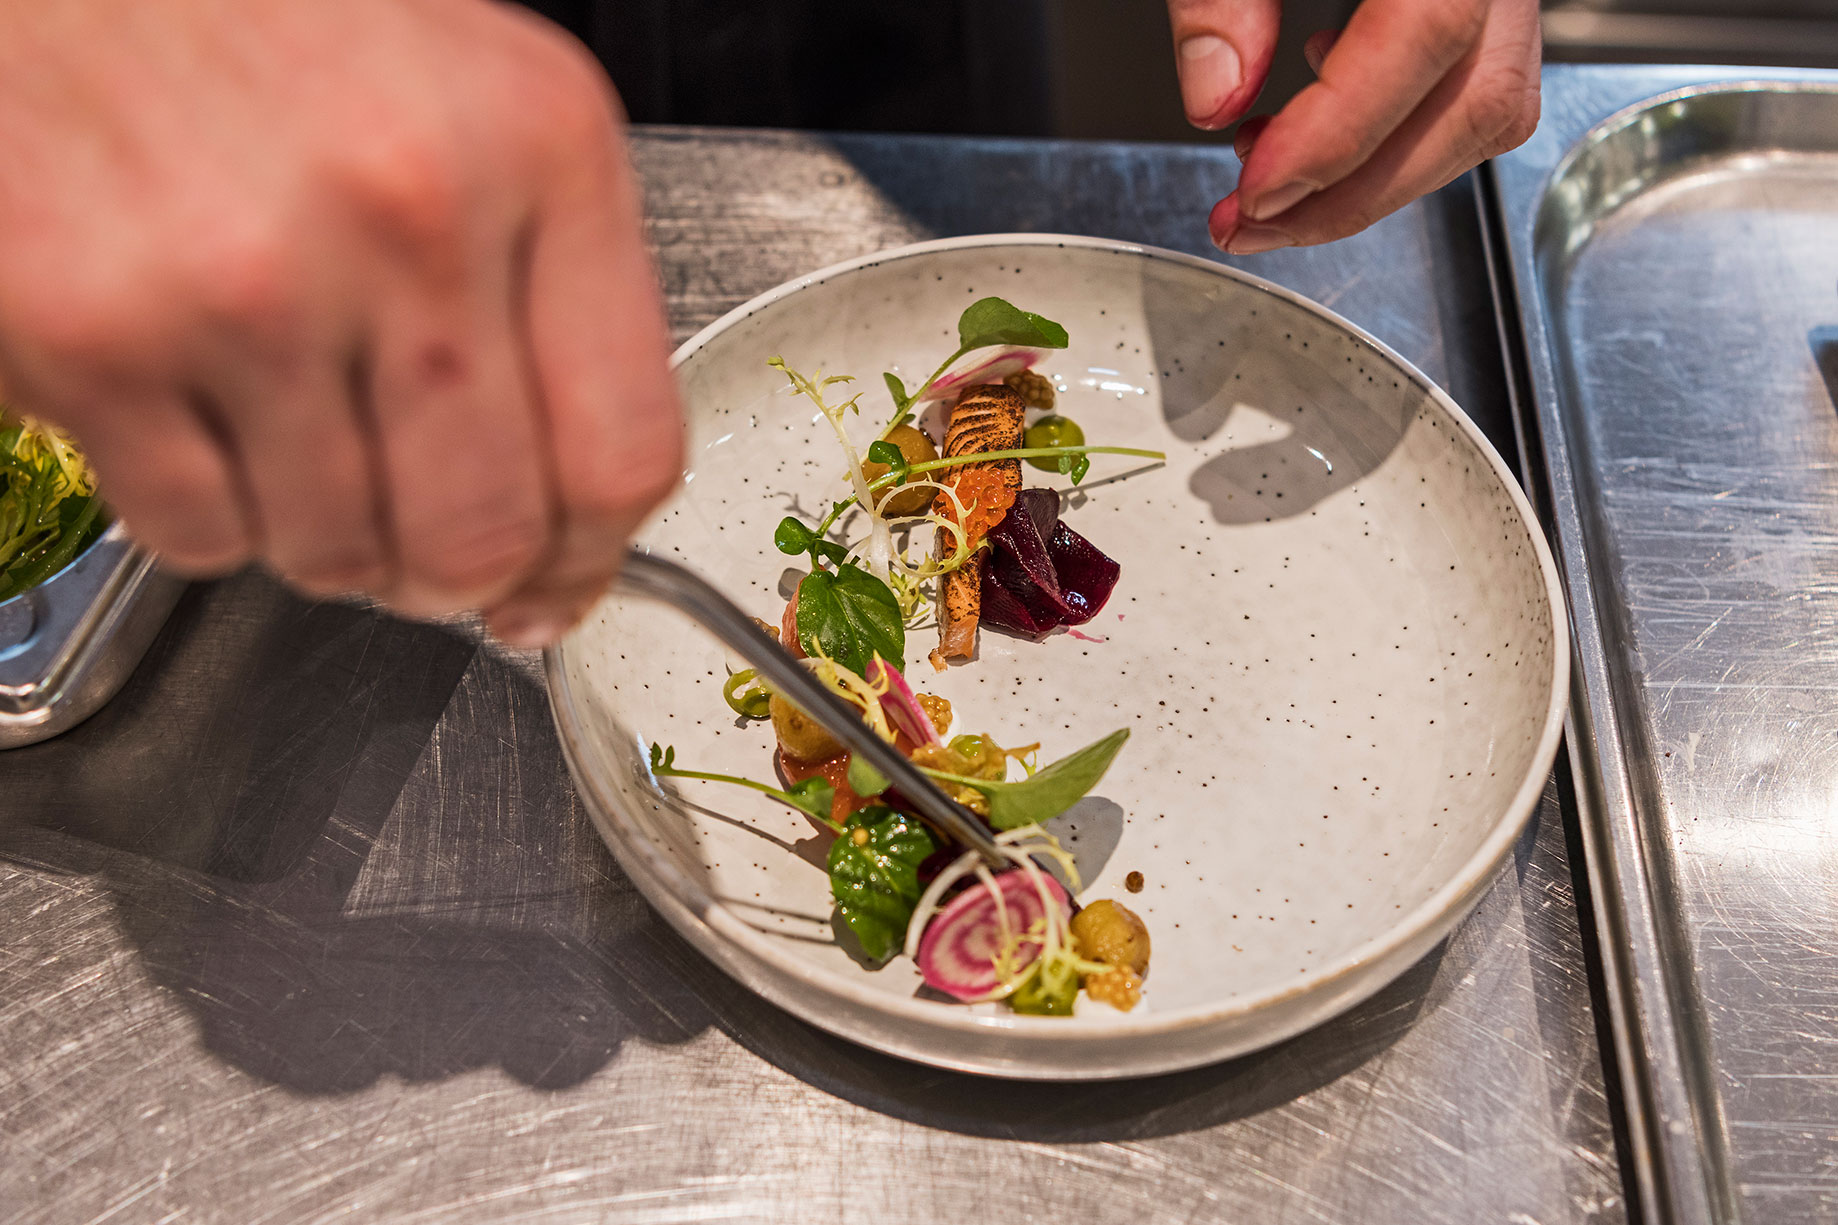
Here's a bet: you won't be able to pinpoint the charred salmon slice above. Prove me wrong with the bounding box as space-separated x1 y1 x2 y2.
935 384 1026 661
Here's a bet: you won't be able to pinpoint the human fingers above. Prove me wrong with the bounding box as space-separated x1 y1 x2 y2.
178 253 394 596
0 307 257 575
1234 0 1491 222
1302 29 1339 76
1213 0 1541 252
1167 0 1283 131
1233 114 1271 161
217 358 391 597
363 226 554 618
1233 32 1333 167
59 392 256 574
479 33 682 647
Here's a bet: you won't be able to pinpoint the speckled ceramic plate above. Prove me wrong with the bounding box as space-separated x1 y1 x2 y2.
545 234 1567 1079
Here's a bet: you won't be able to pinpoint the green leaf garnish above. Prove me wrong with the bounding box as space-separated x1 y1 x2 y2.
828 806 938 963
865 439 910 489
796 563 905 675
882 371 911 412
956 297 1070 353
875 298 1070 439
1070 454 1091 485
648 742 840 831
917 728 1128 830
783 776 839 824
774 516 816 555
846 752 890 797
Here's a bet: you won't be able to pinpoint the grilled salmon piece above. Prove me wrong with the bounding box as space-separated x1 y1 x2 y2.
935 384 1026 660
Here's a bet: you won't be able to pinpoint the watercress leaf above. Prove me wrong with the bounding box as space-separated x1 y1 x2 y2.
1071 454 1091 485
775 516 816 555
1057 452 1075 475
866 439 905 469
846 752 890 797
811 539 849 567
796 564 906 674
925 728 1128 830
784 776 836 823
957 297 1071 353
828 807 938 963
882 371 910 410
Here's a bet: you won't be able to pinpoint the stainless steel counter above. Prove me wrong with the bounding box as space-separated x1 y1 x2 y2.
0 127 1625 1224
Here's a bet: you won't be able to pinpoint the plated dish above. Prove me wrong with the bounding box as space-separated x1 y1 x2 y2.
546 234 1568 1078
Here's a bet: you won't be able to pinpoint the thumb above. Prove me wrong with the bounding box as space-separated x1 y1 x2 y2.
1168 0 1282 130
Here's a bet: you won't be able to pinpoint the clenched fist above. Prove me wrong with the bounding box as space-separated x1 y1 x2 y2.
0 0 682 645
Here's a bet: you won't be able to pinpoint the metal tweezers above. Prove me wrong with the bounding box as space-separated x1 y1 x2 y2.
620 549 1007 867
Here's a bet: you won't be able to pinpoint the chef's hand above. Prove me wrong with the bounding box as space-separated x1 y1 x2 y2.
0 0 681 646
1166 0 1541 253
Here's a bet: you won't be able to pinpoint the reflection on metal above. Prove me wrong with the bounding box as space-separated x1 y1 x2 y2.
0 523 183 747
1491 64 1838 1225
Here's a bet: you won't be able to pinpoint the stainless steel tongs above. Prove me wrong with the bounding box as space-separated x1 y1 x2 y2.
619 549 1007 867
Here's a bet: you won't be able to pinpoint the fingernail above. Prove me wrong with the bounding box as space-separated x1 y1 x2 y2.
1178 35 1241 130
1233 127 1256 162
1225 225 1296 256
495 616 569 649
1245 180 1316 221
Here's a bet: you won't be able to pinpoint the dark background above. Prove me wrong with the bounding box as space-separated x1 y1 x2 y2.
521 0 1838 142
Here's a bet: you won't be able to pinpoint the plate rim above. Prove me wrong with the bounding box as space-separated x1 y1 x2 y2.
545 232 1571 1069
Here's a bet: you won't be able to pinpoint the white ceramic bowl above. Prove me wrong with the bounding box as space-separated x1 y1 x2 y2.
546 235 1567 1079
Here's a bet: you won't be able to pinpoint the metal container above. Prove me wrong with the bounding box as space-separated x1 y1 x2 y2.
1486 65 1838 1225
0 523 183 747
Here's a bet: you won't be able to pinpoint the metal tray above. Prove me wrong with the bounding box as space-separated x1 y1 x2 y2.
1488 66 1838 1225
0 524 183 747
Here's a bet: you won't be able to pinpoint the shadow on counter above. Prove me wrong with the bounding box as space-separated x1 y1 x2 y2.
1 566 1491 1137
0 570 715 1092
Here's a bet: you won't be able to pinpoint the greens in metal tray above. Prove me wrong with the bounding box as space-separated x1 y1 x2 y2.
1 411 105 602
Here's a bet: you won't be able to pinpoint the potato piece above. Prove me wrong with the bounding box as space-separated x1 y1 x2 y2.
1071 899 1151 976
769 694 842 762
861 424 939 517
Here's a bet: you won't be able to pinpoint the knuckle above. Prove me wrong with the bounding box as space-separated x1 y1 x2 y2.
281 549 391 597
182 230 299 342
402 510 550 600
329 131 466 254
508 36 620 151
1419 2 1487 65
1498 90 1542 153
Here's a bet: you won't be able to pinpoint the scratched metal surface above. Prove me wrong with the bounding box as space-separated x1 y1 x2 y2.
0 128 1624 1224
1491 66 1838 1225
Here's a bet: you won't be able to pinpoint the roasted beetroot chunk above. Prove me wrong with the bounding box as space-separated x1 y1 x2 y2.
979 488 1120 637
